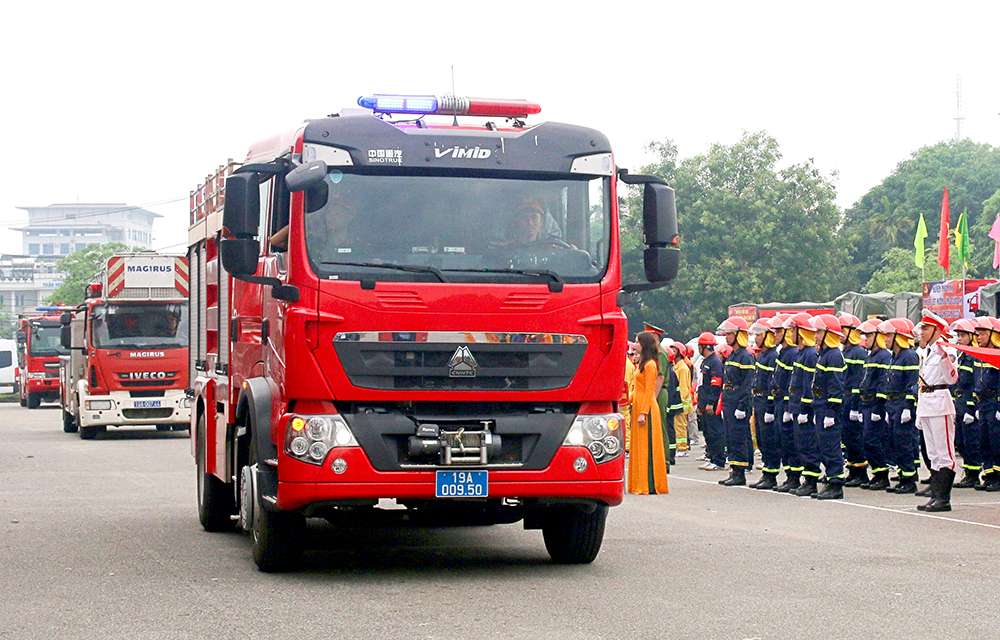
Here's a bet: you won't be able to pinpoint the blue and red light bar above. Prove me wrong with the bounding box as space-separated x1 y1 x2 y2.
358 94 541 119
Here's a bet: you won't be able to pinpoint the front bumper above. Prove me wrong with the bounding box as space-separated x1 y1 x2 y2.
26 377 59 396
79 390 192 428
275 447 625 511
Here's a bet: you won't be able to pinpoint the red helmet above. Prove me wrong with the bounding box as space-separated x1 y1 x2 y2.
716 344 733 359
881 317 914 336
975 317 995 331
812 314 844 337
837 313 861 329
989 318 1000 332
717 317 749 333
951 318 977 334
749 318 771 334
857 319 881 334
698 331 717 346
784 312 815 330
685 344 695 358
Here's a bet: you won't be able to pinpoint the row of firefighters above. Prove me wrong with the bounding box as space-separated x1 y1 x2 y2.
624 310 987 513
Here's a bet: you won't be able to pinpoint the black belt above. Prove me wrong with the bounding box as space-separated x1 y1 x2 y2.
920 384 949 393
812 388 826 399
860 393 876 403
886 392 908 401
723 384 738 390
752 390 765 397
789 386 802 395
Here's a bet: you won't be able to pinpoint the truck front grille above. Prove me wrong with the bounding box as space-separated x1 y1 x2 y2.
122 408 174 420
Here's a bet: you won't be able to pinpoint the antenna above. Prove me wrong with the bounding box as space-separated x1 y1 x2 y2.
954 75 965 143
450 66 459 126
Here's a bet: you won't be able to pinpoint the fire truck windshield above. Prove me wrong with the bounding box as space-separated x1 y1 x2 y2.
90 302 189 350
28 325 68 357
302 171 611 284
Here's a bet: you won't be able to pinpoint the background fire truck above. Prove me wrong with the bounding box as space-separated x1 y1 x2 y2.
16 308 70 408
189 94 679 571
59 253 191 439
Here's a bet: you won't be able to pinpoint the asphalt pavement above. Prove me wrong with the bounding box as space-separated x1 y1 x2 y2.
2 402 998 640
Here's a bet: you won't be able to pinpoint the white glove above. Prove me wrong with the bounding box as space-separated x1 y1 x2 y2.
964 412 975 425
797 413 808 424
901 409 912 423
849 410 862 422
734 409 746 420
823 416 835 428
783 411 792 423
871 412 882 422
995 410 1000 421
764 412 774 423
976 410 981 420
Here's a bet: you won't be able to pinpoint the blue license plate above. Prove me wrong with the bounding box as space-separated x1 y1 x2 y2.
435 470 488 498
134 400 162 408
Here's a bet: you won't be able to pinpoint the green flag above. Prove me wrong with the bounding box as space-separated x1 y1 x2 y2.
956 207 970 264
914 211 928 267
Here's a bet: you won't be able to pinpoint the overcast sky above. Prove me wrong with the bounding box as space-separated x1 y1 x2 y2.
2 0 997 255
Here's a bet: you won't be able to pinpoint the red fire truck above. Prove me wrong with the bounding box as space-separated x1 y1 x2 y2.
189 94 679 571
16 308 71 408
59 253 191 439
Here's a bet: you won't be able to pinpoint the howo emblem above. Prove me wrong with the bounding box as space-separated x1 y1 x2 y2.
448 346 478 378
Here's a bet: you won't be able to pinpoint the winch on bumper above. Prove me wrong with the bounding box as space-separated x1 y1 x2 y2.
79 389 192 428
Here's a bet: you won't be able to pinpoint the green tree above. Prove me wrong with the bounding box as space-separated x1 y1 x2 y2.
621 132 848 340
967 187 1000 278
863 246 946 293
46 243 133 306
841 140 1000 285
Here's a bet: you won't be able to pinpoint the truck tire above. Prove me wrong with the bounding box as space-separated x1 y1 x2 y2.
197 413 235 532
19 394 26 407
62 409 78 433
79 425 98 440
541 504 608 564
27 393 40 409
248 435 304 573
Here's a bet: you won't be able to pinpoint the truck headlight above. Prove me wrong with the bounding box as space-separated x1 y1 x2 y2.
181 397 191 409
285 414 358 465
86 400 114 411
28 372 45 380
563 413 624 464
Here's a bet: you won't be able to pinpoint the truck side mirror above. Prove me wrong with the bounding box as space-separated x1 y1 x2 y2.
61 325 72 350
220 238 260 276
222 173 261 237
16 332 25 346
60 312 72 326
641 183 679 283
285 160 328 193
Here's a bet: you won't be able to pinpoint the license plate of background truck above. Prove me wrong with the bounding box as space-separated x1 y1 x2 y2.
134 400 162 408
435 470 488 498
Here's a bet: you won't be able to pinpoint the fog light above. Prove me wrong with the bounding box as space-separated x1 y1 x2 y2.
86 400 113 411
602 436 620 455
308 441 328 461
306 417 331 441
332 458 347 474
290 437 309 456
574 456 588 473
588 441 605 458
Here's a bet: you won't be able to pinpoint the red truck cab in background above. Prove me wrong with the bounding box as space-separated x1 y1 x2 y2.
189 94 679 571
16 308 71 408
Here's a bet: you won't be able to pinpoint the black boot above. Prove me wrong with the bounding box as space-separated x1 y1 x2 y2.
719 467 746 486
749 471 778 490
919 474 932 485
792 476 818 497
865 469 891 491
813 480 844 500
916 469 936 497
844 466 869 488
974 471 993 491
887 475 918 494
954 468 981 489
774 471 801 493
986 473 1000 492
919 468 955 512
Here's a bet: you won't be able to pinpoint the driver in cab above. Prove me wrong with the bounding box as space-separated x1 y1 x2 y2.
497 199 571 249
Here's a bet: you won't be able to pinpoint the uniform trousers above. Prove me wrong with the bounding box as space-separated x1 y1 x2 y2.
752 396 782 473
814 407 845 480
887 400 918 476
982 401 1000 475
700 408 726 467
774 398 801 471
722 402 752 467
841 398 866 468
862 406 890 472
792 407 822 478
916 415 956 472
954 401 982 471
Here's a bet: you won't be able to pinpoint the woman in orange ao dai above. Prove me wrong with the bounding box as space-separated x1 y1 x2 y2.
627 331 670 495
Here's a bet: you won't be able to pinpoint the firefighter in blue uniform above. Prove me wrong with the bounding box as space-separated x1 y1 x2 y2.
696 332 727 471
881 318 920 494
661 338 685 468
951 319 982 489
810 314 848 500
857 319 892 491
749 317 780 490
974 317 1000 492
717 316 755 486
785 312 822 497
771 314 802 493
839 313 870 487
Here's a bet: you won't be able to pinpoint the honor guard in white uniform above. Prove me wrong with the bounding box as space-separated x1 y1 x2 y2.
914 311 959 512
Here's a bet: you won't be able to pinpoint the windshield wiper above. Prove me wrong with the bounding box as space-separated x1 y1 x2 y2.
320 261 448 283
443 268 564 292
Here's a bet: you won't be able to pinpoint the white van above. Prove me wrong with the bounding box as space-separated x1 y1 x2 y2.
0 338 15 393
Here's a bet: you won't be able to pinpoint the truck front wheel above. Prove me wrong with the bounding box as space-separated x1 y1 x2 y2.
79 425 98 440
197 413 235 532
62 409 78 433
247 436 304 572
27 393 40 409
541 504 608 564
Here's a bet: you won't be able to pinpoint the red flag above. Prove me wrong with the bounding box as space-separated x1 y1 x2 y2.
953 343 1000 369
938 188 950 275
